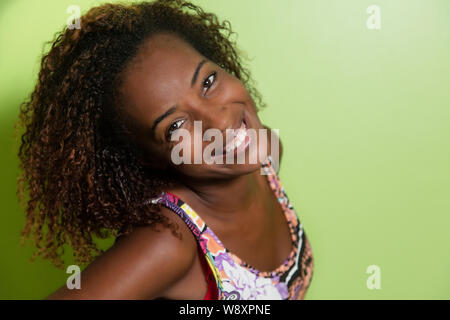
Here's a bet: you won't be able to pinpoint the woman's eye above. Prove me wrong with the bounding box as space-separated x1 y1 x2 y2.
166 119 185 139
202 71 217 95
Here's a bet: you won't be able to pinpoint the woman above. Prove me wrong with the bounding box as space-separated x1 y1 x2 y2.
16 0 314 300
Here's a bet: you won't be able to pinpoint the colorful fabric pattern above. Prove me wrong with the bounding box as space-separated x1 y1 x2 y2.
151 156 314 300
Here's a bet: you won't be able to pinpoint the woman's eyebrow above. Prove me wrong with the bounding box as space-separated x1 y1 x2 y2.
151 105 177 136
191 59 207 88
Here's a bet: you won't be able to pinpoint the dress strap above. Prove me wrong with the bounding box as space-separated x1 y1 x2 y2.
261 155 292 213
150 192 205 242
150 192 222 298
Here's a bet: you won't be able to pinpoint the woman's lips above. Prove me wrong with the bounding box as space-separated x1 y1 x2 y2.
211 117 251 159
223 120 246 153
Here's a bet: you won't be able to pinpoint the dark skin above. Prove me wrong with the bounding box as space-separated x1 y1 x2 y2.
46 32 291 300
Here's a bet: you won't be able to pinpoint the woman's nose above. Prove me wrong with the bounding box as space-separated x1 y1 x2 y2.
197 104 233 133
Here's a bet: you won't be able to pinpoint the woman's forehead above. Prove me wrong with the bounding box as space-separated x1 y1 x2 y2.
124 33 203 94
132 32 202 76
119 33 204 130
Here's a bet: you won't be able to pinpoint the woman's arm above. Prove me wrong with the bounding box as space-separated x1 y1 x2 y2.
45 207 197 300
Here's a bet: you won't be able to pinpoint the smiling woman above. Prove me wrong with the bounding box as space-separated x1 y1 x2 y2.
16 0 313 300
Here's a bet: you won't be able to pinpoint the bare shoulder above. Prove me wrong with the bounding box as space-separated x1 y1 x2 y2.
46 206 197 300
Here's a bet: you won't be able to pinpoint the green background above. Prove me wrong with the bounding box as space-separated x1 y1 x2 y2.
1 0 449 299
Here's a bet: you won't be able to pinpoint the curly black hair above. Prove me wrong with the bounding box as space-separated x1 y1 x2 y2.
15 0 266 269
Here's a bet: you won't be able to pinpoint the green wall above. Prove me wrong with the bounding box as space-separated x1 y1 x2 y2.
1 0 449 299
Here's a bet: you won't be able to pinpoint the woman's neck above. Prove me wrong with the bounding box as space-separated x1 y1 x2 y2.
171 169 264 222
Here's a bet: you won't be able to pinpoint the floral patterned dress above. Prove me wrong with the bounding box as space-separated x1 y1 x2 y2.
150 156 314 300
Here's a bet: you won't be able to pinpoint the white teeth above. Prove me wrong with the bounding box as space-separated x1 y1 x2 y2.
224 121 247 153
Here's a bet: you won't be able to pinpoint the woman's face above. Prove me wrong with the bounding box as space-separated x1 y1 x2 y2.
119 32 265 180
